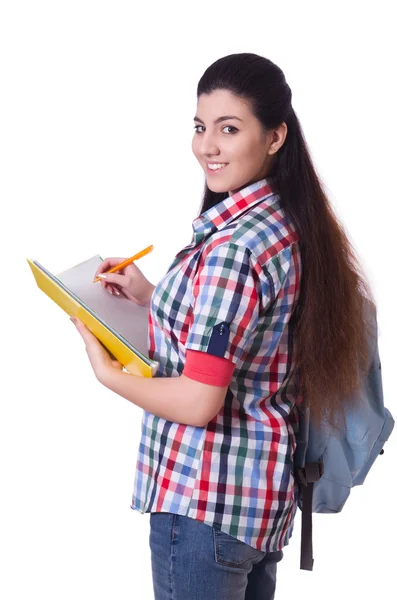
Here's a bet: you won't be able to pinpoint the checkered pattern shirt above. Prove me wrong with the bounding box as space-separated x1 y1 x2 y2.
130 177 303 552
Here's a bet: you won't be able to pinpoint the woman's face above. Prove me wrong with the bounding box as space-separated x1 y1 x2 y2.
192 89 286 196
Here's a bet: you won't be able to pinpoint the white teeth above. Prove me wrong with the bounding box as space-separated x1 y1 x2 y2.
208 163 227 170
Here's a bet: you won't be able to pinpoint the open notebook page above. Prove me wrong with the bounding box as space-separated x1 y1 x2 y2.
56 255 150 357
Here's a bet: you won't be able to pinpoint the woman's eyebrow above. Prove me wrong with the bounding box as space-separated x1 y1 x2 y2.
193 115 243 124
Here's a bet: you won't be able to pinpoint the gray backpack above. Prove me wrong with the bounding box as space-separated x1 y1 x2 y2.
292 297 395 570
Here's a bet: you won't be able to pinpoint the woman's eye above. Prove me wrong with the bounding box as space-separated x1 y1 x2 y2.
193 125 238 134
222 125 238 134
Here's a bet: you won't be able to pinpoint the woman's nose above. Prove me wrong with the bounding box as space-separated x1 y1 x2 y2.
199 133 219 156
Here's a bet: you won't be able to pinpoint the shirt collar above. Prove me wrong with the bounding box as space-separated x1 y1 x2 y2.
190 176 277 245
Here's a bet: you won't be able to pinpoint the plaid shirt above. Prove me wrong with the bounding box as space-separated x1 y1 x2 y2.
130 177 303 552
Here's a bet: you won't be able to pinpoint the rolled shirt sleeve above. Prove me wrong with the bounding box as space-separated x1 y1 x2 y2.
182 349 235 386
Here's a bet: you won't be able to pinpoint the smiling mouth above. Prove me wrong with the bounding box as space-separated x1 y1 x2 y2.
206 163 229 173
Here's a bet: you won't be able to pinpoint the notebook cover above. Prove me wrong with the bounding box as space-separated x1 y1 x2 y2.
27 258 158 378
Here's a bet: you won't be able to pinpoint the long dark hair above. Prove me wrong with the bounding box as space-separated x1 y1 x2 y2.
196 53 376 430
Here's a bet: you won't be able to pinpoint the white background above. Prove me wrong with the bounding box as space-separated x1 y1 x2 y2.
1 1 396 598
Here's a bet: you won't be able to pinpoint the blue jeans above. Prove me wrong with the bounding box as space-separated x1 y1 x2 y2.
149 512 283 600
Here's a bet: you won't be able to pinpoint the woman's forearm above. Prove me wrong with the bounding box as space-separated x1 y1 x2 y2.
100 281 200 425
99 369 203 427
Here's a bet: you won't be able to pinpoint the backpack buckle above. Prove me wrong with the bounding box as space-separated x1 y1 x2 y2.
296 462 324 486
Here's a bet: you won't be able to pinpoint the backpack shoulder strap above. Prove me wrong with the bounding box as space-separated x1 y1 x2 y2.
295 462 324 570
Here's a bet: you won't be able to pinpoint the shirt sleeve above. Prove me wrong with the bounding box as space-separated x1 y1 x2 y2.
183 349 235 386
184 241 268 367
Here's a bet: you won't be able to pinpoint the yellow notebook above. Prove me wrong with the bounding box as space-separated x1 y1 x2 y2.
27 254 158 378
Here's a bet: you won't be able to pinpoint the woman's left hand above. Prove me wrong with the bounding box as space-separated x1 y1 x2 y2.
70 317 123 383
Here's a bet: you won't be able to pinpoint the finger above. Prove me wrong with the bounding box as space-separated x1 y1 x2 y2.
96 272 127 287
94 258 128 278
102 284 120 296
73 320 99 347
70 317 87 337
106 284 121 296
102 283 113 295
101 281 114 293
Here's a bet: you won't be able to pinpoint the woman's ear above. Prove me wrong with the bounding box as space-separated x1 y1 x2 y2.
270 122 288 154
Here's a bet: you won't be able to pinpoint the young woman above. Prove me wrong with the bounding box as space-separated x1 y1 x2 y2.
71 53 375 599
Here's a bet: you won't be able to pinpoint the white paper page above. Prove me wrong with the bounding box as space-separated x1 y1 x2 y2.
56 255 150 356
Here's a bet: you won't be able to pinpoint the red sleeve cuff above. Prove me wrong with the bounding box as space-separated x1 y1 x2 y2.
183 349 235 386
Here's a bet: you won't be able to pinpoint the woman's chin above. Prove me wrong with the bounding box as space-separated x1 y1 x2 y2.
206 179 231 194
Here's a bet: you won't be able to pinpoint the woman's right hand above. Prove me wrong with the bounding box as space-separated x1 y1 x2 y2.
93 257 155 307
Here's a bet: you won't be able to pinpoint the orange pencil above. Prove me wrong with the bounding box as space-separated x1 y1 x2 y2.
92 244 154 283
